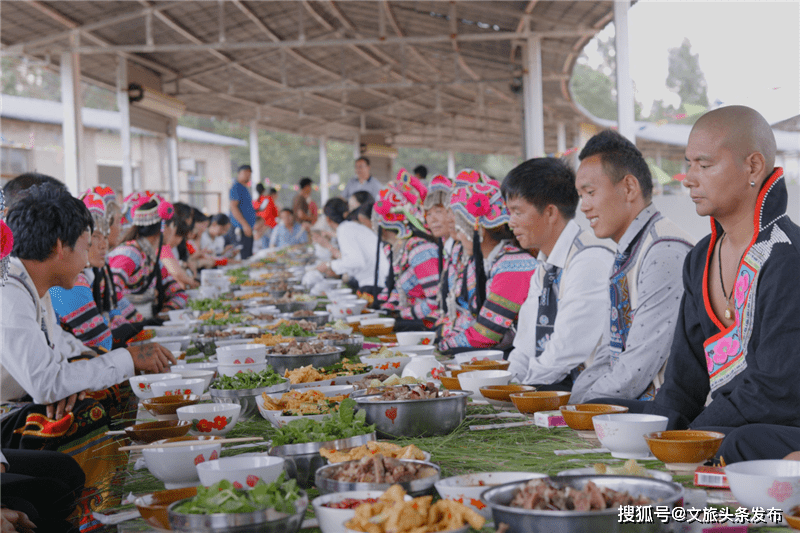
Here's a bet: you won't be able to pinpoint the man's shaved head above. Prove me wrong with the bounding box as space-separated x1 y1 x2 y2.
692 105 776 175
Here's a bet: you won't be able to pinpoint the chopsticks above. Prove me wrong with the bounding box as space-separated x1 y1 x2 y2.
105 430 127 436
118 436 263 452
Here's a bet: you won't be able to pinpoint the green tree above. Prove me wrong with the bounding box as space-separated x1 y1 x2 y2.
650 39 710 124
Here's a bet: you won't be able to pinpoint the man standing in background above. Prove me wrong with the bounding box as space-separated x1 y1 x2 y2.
343 157 383 200
293 177 316 229
228 164 256 259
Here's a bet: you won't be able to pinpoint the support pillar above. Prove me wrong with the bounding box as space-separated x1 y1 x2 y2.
523 35 545 159
249 119 261 195
556 122 567 155
447 150 456 178
166 119 180 201
61 32 83 195
319 136 329 206
614 0 636 143
117 55 133 197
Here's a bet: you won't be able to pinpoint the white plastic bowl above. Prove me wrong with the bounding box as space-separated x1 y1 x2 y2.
435 472 547 518
196 455 285 489
592 413 669 459
130 373 182 400
141 437 222 489
454 350 504 365
395 331 436 346
313 491 410 533
167 369 215 392
457 370 512 399
168 309 196 322
176 403 241 436
360 353 411 376
726 460 800 509
150 378 206 399
216 344 268 365
218 362 267 377
170 362 218 373
394 345 436 357
359 318 395 328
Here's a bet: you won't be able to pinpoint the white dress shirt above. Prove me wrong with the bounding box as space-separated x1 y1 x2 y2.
330 221 389 288
1 258 135 404
508 220 614 385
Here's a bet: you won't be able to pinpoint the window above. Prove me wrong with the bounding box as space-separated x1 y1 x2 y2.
1 146 32 181
188 160 206 209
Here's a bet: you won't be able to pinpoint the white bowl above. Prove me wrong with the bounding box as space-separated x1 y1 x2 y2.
218 362 267 377
326 288 353 299
454 350 504 365
394 345 436 357
592 413 669 459
457 370 511 399
401 355 444 381
159 342 183 352
168 310 197 321
359 318 395 328
141 437 222 489
216 344 268 365
129 373 182 400
726 460 800 509
167 369 215 392
170 362 218 373
145 325 194 337
328 302 365 319
150 378 206 399
196 455 284 489
313 491 410 533
395 332 436 346
176 403 241 436
435 472 547 518
345 313 379 324
360 353 411 376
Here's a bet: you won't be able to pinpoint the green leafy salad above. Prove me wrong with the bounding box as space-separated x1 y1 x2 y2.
213 368 285 390
203 314 244 326
189 298 227 312
274 323 314 337
272 398 374 446
182 342 217 362
172 474 300 515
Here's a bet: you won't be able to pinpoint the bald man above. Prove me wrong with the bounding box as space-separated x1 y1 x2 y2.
590 106 800 443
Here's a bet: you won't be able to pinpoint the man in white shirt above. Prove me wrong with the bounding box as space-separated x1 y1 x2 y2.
503 158 614 389
1 184 175 418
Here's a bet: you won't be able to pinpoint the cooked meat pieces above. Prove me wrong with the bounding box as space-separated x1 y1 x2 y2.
510 479 652 511
367 384 452 401
326 454 436 483
270 340 330 355
351 374 391 389
292 310 315 317
318 332 350 341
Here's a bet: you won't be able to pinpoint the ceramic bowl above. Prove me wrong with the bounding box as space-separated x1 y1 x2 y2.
142 394 201 421
785 510 800 531
168 310 197 322
400 355 444 381
644 430 726 465
359 353 411 376
216 344 268 365
726 460 800 509
592 413 669 459
124 420 193 444
453 350 504 365
176 403 241 436
393 345 436 357
435 471 547 519
218 362 268 377
395 332 436 346
135 487 198 530
150 378 206 399
167 369 216 392
461 360 511 373
358 318 395 337
170 361 218 373
479 385 537 405
559 404 629 431
141 436 222 489
457 370 512 399
313 491 409 533
196 455 285 489
510 391 571 414
439 373 461 391
130 373 182 400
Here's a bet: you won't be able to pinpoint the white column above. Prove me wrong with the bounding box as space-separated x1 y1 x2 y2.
656 148 662 167
166 119 180 201
60 33 83 195
614 0 636 143
523 35 545 159
249 119 261 196
556 122 567 155
319 136 329 205
117 56 133 197
447 150 456 178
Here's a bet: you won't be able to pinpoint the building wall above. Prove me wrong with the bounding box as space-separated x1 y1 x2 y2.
1 118 235 213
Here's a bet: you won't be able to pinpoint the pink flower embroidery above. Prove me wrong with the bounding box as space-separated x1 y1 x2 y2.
466 193 492 218
595 425 606 440
712 337 740 366
767 480 793 502
734 272 750 308
706 354 714 373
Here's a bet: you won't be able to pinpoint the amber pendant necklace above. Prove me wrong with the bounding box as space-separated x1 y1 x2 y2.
717 233 747 321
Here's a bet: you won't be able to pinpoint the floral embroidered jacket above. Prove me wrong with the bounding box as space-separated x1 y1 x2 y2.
439 243 536 350
647 168 800 429
108 241 188 312
381 236 440 319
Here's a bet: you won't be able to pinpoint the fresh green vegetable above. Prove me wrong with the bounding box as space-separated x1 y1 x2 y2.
213 368 285 390
272 398 374 446
184 346 200 357
318 359 371 376
172 474 300 515
275 323 314 337
203 314 244 326
189 298 226 312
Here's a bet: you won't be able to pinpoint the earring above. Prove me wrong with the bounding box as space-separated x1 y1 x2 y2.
750 181 756 187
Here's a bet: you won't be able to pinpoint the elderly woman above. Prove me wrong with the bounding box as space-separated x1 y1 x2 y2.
437 171 537 353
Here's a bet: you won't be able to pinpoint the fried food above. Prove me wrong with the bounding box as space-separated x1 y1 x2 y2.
320 441 427 463
249 333 293 346
593 459 650 478
261 389 349 415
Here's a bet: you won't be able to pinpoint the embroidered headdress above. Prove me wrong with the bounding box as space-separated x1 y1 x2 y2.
122 191 174 228
82 192 109 236
423 174 454 211
449 169 509 234
81 185 119 225
372 169 428 239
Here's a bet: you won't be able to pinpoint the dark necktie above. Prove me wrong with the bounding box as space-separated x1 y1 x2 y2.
535 263 560 357
609 248 633 357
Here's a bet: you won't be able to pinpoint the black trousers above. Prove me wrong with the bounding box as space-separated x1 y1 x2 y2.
1 449 85 533
711 424 800 464
225 226 254 260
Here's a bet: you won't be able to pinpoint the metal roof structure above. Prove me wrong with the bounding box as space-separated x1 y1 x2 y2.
0 1 621 156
